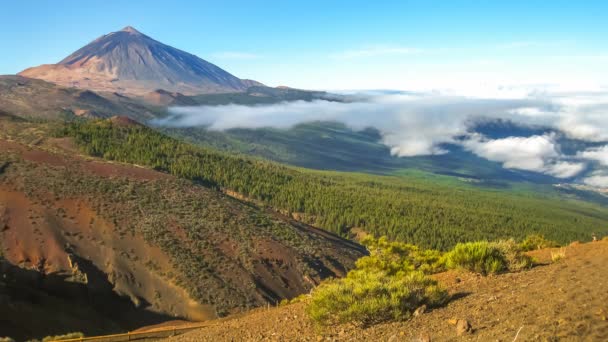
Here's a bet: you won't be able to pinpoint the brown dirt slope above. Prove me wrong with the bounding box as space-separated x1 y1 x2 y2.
0 118 364 341
0 75 159 121
166 240 608 341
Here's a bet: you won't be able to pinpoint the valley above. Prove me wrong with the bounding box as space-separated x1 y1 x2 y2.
61 119 608 250
0 17 607 341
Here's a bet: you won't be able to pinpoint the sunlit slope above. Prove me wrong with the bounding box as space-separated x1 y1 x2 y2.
64 120 608 250
0 116 363 340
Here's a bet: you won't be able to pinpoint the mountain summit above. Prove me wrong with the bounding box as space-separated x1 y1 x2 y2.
19 26 261 95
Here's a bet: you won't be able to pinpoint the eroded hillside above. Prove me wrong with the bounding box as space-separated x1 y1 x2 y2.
0 117 364 341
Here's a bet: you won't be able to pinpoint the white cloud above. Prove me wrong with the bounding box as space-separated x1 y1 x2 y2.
557 104 608 142
578 145 608 166
158 95 544 157
547 161 587 179
505 91 608 142
463 134 558 171
583 171 608 188
462 134 585 178
155 90 608 182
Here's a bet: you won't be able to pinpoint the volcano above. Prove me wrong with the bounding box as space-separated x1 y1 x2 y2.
19 26 261 95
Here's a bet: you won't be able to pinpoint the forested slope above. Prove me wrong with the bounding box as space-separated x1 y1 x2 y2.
61 120 608 250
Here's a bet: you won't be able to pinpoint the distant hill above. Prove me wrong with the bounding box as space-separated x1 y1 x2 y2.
0 75 344 124
19 26 262 96
0 75 161 120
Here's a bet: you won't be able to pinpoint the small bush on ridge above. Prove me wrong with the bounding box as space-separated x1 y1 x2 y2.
307 236 448 326
307 270 447 326
551 248 566 262
358 236 445 275
519 234 559 251
445 240 532 275
493 239 534 272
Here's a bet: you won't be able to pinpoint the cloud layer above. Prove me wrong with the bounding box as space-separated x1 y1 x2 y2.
578 145 608 166
462 133 586 178
155 90 608 188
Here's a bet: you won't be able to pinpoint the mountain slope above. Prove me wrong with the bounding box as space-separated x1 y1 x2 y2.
19 26 261 95
0 75 163 121
0 117 364 340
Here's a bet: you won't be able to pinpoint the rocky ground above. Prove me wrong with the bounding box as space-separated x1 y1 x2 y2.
165 240 608 341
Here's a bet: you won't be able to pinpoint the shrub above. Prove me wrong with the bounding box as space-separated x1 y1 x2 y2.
519 234 559 251
445 240 533 275
445 241 506 275
358 236 445 275
306 236 448 326
492 239 534 272
0 337 16 342
42 332 84 342
551 248 566 262
307 270 447 326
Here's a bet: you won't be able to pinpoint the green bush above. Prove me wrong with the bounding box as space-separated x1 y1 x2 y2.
493 239 534 272
357 236 445 275
41 332 84 342
307 236 448 326
0 337 16 342
445 240 533 275
519 234 559 251
445 241 506 275
307 270 447 326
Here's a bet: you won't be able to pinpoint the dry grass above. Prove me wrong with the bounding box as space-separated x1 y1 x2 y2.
551 248 567 263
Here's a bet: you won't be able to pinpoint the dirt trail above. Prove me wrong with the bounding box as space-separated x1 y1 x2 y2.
166 240 608 341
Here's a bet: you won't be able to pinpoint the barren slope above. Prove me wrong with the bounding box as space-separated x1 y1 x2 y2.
0 75 160 121
167 240 608 341
0 118 364 341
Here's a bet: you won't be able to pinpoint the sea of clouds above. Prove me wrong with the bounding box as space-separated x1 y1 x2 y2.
154 89 608 188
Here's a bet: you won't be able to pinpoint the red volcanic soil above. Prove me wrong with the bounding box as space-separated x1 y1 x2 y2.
0 136 214 332
0 138 168 182
0 126 364 340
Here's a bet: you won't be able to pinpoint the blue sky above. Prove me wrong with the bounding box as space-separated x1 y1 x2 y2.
1 0 607 91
